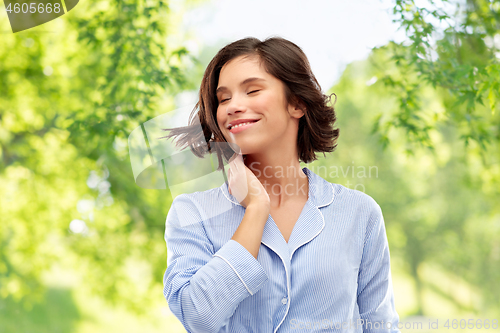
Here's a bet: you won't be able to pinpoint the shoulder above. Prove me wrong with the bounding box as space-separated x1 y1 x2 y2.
167 184 235 226
328 182 383 229
330 183 381 214
171 187 221 209
327 184 386 246
304 166 381 215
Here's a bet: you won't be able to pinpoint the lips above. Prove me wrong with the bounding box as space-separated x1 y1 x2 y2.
227 119 259 130
228 119 260 134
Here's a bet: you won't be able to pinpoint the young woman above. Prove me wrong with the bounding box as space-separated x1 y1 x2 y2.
162 37 400 333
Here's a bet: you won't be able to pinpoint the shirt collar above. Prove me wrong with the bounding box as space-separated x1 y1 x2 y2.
219 166 334 208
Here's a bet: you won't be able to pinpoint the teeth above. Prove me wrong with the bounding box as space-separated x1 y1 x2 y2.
230 121 255 130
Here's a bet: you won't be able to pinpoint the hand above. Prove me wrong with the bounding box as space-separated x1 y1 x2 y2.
227 154 270 209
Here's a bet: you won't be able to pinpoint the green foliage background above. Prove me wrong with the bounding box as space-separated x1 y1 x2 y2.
0 0 499 332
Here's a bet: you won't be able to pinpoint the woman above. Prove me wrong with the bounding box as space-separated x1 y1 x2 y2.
162 36 400 333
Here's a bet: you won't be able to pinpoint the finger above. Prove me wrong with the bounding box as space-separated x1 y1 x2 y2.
237 153 244 165
228 157 238 174
227 167 232 194
233 154 245 175
228 164 233 181
231 154 241 172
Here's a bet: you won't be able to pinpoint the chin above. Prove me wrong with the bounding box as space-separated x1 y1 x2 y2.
234 144 260 156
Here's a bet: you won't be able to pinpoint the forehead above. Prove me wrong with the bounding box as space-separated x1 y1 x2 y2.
218 55 270 84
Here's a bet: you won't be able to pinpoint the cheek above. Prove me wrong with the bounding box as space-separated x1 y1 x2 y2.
257 95 285 121
216 108 225 126
256 92 280 113
215 110 230 141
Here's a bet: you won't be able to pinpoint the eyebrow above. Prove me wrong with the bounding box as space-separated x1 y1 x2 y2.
216 77 266 95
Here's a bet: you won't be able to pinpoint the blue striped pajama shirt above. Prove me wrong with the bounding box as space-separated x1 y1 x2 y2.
163 167 401 333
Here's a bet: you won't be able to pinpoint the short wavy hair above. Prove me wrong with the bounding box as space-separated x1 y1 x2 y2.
162 36 339 170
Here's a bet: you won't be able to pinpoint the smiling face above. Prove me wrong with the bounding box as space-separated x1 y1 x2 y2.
216 55 304 157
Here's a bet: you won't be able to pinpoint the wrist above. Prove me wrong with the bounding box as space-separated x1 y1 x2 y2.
246 201 270 214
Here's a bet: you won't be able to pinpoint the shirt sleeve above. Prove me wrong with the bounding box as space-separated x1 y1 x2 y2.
356 201 401 333
162 194 269 333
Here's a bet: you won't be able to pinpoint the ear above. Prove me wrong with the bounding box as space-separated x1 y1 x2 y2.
288 97 306 119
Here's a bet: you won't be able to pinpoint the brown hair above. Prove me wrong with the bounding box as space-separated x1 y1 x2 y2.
161 36 339 170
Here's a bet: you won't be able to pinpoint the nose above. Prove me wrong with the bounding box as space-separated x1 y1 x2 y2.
225 94 247 115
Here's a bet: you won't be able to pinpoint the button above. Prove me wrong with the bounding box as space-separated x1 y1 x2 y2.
281 297 287 305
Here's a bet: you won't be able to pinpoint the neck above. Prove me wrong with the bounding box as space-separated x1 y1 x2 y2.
244 152 309 208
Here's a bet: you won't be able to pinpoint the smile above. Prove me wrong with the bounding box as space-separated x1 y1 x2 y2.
229 120 259 134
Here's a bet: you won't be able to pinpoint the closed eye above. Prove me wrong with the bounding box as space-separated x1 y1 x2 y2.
219 90 260 103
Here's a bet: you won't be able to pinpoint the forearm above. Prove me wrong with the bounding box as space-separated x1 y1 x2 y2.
165 235 269 332
167 250 266 332
231 202 270 259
